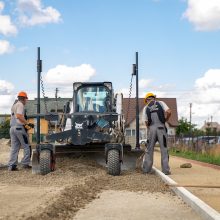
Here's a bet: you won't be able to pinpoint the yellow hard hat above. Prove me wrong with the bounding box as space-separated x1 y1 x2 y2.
144 92 156 104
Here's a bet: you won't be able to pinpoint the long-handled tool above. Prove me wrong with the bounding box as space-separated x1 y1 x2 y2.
166 184 220 188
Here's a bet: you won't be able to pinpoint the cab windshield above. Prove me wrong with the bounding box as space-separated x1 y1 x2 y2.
77 86 110 112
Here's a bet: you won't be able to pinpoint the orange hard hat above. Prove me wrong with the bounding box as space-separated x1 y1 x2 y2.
17 91 28 99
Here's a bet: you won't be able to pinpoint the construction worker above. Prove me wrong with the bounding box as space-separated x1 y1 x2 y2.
142 92 171 175
8 91 34 171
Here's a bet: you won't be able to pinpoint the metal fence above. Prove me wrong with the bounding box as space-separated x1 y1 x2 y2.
172 135 220 152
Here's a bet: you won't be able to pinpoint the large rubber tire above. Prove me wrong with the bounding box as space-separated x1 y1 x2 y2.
40 150 51 175
107 149 121 176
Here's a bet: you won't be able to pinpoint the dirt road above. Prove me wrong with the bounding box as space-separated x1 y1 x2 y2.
154 150 220 212
0 139 201 220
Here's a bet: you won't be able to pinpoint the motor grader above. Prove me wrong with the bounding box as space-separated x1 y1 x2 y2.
32 48 142 176
32 81 131 176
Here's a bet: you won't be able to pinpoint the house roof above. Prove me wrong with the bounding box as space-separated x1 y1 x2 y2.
25 98 72 116
123 98 178 127
201 121 220 131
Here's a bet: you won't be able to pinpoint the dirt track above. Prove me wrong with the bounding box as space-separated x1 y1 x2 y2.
0 139 201 220
154 150 220 212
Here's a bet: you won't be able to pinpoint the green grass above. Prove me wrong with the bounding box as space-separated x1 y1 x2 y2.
169 148 220 166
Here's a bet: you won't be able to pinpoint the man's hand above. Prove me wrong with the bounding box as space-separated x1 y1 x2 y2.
165 109 171 121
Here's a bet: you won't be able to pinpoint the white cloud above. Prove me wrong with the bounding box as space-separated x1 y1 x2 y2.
0 80 15 114
177 68 220 127
0 15 17 36
139 79 152 89
0 80 14 94
0 40 14 55
45 64 96 86
0 1 4 12
0 1 17 36
0 95 15 113
183 0 220 31
195 69 220 90
18 0 61 26
118 79 169 99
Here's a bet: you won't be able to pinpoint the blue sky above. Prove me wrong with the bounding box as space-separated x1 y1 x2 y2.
1 0 220 127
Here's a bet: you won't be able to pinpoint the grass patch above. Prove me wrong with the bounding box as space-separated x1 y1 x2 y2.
170 148 220 166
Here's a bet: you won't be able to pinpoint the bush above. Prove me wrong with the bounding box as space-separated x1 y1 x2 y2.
0 120 10 139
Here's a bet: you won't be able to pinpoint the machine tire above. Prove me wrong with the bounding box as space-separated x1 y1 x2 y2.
107 149 121 176
40 149 51 175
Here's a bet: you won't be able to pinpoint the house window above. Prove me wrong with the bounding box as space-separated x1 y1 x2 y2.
132 129 136 136
125 129 136 136
125 129 131 136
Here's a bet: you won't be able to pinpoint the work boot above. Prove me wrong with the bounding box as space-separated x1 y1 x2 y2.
8 166 19 171
22 165 32 169
163 171 171 175
143 169 155 175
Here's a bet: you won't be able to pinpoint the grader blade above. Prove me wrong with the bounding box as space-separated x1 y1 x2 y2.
31 149 40 174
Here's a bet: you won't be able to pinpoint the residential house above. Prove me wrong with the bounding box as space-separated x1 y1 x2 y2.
25 97 71 142
201 121 220 134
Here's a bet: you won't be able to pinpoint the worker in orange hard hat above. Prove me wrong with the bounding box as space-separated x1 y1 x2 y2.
17 91 28 99
142 92 172 175
8 91 33 171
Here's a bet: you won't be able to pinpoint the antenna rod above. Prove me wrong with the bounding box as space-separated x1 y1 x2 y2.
135 52 140 149
37 47 42 144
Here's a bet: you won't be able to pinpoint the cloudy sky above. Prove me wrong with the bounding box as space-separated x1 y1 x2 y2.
1 0 220 127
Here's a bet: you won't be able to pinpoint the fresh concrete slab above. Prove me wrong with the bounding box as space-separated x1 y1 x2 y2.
74 190 202 220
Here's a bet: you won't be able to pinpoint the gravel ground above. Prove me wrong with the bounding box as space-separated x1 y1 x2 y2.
0 139 170 220
1 163 169 220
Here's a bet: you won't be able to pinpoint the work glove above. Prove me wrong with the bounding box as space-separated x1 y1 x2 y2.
27 123 34 128
24 123 35 130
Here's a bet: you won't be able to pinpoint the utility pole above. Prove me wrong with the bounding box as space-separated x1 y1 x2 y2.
189 103 192 126
55 88 59 112
37 47 42 144
189 103 192 145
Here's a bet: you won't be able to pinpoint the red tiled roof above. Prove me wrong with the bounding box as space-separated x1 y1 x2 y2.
123 98 178 127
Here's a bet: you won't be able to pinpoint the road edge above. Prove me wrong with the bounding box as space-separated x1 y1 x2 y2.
153 166 220 220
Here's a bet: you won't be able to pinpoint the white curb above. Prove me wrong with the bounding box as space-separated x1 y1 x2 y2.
153 166 220 220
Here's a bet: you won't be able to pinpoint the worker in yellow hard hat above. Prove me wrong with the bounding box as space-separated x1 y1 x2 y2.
142 92 172 175
8 91 33 171
144 92 156 104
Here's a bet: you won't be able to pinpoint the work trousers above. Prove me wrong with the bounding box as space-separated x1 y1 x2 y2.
142 125 170 174
8 126 31 168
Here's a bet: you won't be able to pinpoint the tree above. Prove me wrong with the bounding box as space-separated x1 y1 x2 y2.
176 117 195 136
0 119 10 139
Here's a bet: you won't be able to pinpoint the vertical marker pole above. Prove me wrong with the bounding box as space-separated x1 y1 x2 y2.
37 47 42 144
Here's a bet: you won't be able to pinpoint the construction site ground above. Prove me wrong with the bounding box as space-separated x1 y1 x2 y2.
0 139 203 220
154 149 220 213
